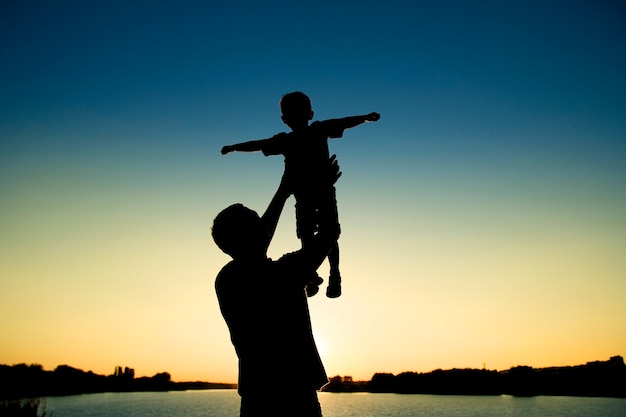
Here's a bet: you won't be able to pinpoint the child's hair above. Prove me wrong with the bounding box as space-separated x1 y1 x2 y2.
212 203 266 258
280 91 312 121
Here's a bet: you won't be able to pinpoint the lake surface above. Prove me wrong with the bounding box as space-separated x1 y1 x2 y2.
44 389 626 417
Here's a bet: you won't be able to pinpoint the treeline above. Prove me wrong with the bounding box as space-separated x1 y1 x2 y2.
323 356 626 398
4 356 624 400
0 364 235 400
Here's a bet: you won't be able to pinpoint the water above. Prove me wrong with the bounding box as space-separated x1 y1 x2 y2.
44 390 626 417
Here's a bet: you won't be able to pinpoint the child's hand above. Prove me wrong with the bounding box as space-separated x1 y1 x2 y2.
221 145 233 155
366 112 380 122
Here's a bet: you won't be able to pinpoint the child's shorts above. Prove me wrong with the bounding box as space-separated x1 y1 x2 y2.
295 187 340 241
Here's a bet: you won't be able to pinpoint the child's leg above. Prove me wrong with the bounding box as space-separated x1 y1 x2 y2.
313 187 341 298
295 198 324 297
301 235 324 297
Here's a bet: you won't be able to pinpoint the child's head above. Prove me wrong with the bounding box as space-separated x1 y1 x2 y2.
212 203 269 260
280 91 313 129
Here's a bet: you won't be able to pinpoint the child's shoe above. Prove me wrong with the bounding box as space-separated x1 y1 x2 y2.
306 273 324 297
326 273 342 298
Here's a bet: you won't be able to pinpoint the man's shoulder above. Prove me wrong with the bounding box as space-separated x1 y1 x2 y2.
275 250 312 276
215 260 251 287
215 260 236 287
216 258 277 285
276 250 300 265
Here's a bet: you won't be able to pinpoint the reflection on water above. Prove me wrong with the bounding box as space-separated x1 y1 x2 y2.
45 390 626 417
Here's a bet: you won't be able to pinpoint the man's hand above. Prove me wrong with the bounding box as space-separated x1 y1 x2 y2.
221 145 234 155
366 112 380 122
328 154 342 185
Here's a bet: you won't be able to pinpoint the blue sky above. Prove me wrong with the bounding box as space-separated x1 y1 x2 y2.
1 0 625 382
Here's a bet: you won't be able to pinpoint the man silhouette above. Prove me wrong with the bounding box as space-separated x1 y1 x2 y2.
212 157 341 417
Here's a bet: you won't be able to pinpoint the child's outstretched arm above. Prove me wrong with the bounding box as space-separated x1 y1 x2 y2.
341 112 380 128
221 138 270 155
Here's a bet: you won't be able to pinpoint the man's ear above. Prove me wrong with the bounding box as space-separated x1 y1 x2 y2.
309 111 314 120
281 115 288 125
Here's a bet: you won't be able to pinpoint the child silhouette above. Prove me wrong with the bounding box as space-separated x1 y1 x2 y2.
222 91 380 298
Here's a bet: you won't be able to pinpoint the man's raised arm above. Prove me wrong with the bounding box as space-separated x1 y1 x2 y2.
260 172 292 247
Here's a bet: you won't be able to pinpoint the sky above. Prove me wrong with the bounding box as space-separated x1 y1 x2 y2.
1 0 625 383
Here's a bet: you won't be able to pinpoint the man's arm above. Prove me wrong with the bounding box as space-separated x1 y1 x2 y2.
261 172 292 246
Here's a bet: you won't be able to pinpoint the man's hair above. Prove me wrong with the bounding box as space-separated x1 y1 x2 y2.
280 91 311 120
212 203 264 258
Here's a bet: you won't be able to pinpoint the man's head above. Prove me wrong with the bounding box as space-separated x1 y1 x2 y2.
280 91 313 130
212 203 269 260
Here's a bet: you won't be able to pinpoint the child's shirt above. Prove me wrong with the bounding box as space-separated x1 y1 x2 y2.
259 120 345 196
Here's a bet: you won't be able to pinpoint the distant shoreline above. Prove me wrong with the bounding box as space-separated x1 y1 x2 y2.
0 364 235 400
2 356 624 400
323 356 626 399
